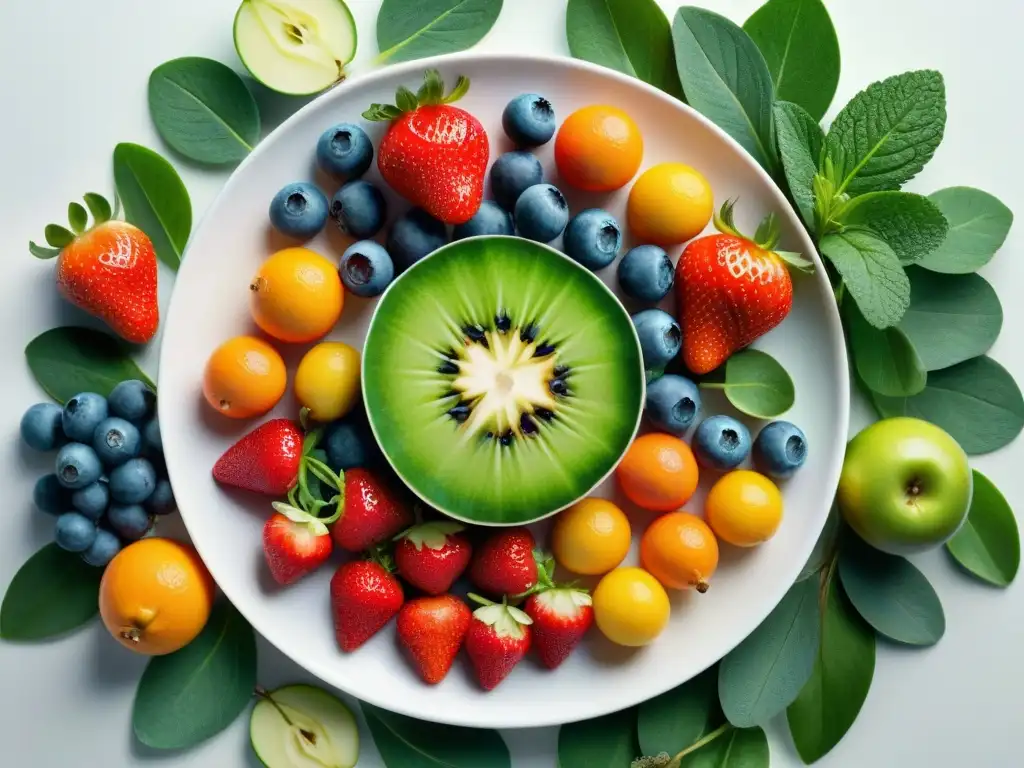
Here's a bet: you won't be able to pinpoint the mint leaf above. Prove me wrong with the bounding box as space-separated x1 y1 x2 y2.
774 101 824 230
919 187 1014 274
826 70 946 195
838 191 949 264
820 229 910 328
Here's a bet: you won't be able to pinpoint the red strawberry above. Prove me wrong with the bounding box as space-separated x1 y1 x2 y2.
330 558 404 652
31 195 158 344
464 597 533 691
469 527 539 598
394 521 472 595
523 587 594 669
363 69 488 225
331 468 413 553
397 594 472 684
676 201 810 374
213 419 303 496
262 505 334 585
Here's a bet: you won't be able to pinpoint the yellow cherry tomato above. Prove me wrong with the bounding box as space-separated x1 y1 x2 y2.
551 497 632 576
294 341 361 422
627 162 714 246
592 567 670 647
705 470 783 547
250 247 344 343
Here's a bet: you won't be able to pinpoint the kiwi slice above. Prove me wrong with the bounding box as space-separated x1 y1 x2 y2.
363 236 644 525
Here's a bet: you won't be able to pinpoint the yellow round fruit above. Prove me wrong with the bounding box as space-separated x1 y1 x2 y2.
99 538 216 656
627 162 714 246
294 341 362 422
705 470 784 547
551 497 632 576
592 567 670 647
250 247 344 343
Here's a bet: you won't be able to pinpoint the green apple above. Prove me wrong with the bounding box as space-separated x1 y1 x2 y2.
837 417 973 555
250 684 358 767
234 0 357 96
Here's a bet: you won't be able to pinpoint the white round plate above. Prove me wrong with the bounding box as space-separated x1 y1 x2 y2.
159 52 849 730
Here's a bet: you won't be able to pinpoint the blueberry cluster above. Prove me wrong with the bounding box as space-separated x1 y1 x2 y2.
19 380 174 568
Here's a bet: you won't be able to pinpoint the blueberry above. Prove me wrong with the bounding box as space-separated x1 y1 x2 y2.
108 380 156 423
502 93 556 148
33 474 68 515
71 481 110 521
339 241 395 298
453 201 514 239
107 504 153 541
62 393 108 443
20 403 65 452
316 123 373 180
490 151 544 210
646 375 702 434
81 529 121 568
108 457 157 504
92 417 142 467
145 479 177 516
55 443 103 490
387 207 448 271
325 416 376 471
564 209 622 270
142 417 162 455
693 415 752 471
515 184 569 243
55 512 97 553
631 309 682 370
753 421 808 479
618 245 674 303
330 180 387 239
269 182 329 241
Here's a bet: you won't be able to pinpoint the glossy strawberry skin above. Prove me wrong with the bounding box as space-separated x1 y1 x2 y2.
468 528 538 598
56 221 159 344
212 419 302 496
395 532 472 596
262 513 332 586
330 561 405 653
331 469 413 553
523 590 594 670
676 234 793 374
465 617 531 691
377 105 489 225
397 595 472 684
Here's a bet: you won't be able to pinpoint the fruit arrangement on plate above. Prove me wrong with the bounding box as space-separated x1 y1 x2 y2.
198 69 813 692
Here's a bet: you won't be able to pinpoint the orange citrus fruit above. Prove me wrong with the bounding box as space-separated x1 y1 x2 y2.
99 538 216 655
203 335 287 419
250 247 344 343
592 567 670 647
705 470 784 547
627 162 714 246
554 105 644 192
616 433 699 512
551 497 632 576
640 512 719 592
294 341 361 422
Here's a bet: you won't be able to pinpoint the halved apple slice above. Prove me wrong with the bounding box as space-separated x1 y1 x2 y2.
250 684 359 768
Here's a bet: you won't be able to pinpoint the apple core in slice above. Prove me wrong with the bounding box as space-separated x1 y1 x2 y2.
234 0 357 96
250 684 359 768
362 235 645 525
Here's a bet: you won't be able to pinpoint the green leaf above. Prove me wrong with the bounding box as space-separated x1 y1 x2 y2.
0 543 102 641
376 0 504 63
743 0 840 121
719 578 820 728
799 505 839 582
68 202 88 234
112 142 192 271
25 326 155 404
362 702 511 767
417 69 445 104
558 708 638 768
773 101 824 230
672 6 777 173
946 470 1020 587
871 355 1024 455
83 192 112 225
898 267 1003 371
700 349 795 419
845 300 926 397
683 726 770 768
29 241 61 259
443 74 471 104
148 56 260 165
819 229 910 328
638 667 719 756
566 0 683 98
826 70 945 196
786 571 875 764
132 600 257 750
838 535 945 646
919 187 1014 274
838 191 949 264
45 224 75 249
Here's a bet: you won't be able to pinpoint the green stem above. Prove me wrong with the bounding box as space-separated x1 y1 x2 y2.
667 723 732 768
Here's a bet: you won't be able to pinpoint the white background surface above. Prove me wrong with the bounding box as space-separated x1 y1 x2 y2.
0 0 1020 765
